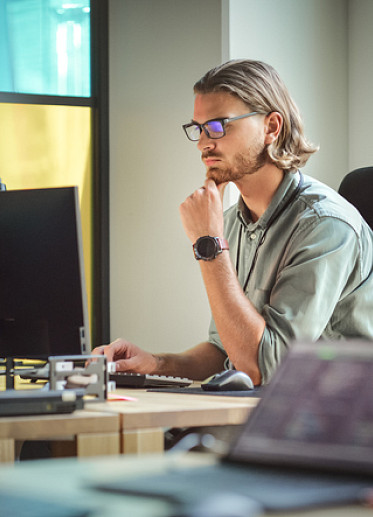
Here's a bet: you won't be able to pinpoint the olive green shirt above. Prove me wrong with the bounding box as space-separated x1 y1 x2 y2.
208 172 373 384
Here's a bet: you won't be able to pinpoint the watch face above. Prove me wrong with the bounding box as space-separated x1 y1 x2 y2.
197 236 217 259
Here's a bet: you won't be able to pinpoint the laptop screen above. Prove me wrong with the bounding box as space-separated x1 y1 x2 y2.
228 341 373 475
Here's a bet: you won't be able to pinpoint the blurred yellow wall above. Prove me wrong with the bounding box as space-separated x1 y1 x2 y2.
0 103 93 329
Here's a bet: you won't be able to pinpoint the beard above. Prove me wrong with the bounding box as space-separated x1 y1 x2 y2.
204 142 268 185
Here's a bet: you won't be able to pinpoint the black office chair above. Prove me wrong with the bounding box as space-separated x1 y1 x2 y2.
338 166 373 229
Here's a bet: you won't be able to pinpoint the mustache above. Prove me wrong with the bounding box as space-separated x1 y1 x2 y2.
202 152 222 160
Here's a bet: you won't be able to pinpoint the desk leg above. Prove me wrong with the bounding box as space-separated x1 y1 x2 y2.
0 438 15 463
76 433 120 457
121 428 164 455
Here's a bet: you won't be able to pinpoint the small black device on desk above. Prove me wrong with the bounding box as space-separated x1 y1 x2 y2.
0 389 84 416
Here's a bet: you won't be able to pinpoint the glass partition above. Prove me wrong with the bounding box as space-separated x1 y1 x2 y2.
0 0 90 96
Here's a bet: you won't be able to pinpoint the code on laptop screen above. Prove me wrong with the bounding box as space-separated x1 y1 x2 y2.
228 342 373 473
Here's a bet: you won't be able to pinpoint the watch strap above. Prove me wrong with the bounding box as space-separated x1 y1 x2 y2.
215 237 229 252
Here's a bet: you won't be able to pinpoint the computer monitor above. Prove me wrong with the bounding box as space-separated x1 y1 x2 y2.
0 186 91 361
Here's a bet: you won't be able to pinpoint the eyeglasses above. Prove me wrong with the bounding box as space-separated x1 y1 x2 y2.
182 111 265 141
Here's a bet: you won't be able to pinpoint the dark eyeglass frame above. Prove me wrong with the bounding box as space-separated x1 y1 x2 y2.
182 111 265 141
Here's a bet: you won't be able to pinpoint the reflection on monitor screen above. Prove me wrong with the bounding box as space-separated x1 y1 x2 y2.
0 186 91 360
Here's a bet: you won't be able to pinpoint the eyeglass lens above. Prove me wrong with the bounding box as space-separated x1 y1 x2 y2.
186 120 224 140
205 120 224 138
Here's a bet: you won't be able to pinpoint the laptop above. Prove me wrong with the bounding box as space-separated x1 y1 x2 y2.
94 340 373 512
0 388 84 416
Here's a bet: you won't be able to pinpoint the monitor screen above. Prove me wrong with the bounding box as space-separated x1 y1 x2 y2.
0 186 91 359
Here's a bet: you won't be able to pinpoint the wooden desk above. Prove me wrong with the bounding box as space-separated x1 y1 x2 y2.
92 388 259 455
0 454 370 517
0 409 121 462
1 375 258 458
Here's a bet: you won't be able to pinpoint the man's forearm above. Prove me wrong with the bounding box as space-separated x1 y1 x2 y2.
152 341 227 380
199 253 265 384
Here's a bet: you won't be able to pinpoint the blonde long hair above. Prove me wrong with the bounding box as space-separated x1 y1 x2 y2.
194 60 318 172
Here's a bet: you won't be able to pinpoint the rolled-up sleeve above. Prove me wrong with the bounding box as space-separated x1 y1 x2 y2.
258 216 370 383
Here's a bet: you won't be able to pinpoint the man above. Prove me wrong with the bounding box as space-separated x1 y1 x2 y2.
94 60 373 385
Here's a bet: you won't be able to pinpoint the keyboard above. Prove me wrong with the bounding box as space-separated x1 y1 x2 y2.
110 372 193 388
20 366 193 389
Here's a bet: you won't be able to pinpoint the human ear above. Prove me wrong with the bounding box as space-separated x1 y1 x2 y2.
264 112 282 144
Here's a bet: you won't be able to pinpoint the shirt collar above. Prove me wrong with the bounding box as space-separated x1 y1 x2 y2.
236 171 301 229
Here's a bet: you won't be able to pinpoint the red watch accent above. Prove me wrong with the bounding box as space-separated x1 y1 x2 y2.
215 237 229 251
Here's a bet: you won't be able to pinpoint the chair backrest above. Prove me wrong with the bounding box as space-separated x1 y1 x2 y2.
338 167 373 229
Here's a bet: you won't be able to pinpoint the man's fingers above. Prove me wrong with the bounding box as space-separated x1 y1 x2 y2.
203 179 229 204
217 181 229 203
203 178 215 189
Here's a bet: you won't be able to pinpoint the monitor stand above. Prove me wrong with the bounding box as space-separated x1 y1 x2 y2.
5 357 15 390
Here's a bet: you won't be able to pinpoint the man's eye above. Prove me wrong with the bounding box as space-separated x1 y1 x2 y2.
207 121 224 133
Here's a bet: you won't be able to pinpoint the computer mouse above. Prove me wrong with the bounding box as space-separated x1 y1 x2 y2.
201 370 254 391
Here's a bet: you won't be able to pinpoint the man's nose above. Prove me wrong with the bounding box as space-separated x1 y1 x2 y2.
197 130 216 152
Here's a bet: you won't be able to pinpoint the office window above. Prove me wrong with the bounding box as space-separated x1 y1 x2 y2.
0 0 90 97
0 0 109 345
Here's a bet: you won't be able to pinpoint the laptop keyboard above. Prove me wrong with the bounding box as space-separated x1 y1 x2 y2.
95 462 373 511
0 492 91 517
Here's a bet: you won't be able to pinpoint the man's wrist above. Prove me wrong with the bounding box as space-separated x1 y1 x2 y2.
151 354 164 374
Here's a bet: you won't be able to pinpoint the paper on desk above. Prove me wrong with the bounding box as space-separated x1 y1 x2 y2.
107 393 138 402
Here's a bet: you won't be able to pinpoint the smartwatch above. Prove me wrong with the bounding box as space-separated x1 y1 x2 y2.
193 236 229 261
